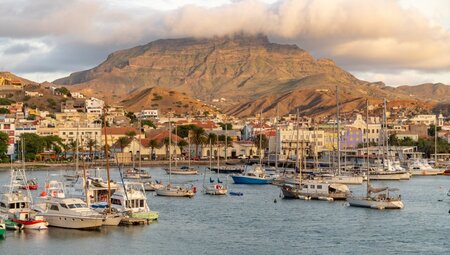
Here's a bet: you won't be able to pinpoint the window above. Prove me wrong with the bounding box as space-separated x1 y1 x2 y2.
0 202 5 208
310 185 315 189
140 200 144 207
317 185 323 189
50 205 59 211
60 203 68 209
68 204 76 209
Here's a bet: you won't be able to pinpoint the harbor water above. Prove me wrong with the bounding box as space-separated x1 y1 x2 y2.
0 166 449 255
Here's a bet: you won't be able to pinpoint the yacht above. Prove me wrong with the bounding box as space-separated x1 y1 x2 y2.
123 168 152 179
281 181 349 201
36 197 103 229
408 159 444 176
165 166 198 175
231 164 274 184
111 182 159 222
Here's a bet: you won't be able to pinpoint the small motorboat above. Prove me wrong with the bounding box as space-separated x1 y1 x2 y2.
20 179 38 190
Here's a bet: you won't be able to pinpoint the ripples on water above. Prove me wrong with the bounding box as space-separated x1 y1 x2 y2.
0 167 449 255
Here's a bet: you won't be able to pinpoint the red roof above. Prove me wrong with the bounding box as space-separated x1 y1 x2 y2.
102 127 138 136
145 130 183 144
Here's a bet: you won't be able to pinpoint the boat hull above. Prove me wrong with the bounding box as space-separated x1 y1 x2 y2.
209 167 244 174
102 214 123 226
155 188 195 197
204 185 227 195
12 219 48 230
0 224 5 238
317 176 363 185
348 197 404 209
281 186 347 200
165 170 198 175
369 172 410 180
231 175 273 184
41 214 103 229
410 170 444 176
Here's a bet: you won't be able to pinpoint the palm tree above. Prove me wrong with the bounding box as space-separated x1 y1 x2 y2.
177 140 188 158
207 133 217 158
191 127 206 157
116 136 131 153
86 138 97 161
161 137 174 160
253 134 269 158
148 139 159 160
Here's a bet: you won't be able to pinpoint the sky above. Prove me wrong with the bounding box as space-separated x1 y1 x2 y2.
0 0 449 86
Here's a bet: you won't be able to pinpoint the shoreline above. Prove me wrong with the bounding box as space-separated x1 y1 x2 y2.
0 159 245 171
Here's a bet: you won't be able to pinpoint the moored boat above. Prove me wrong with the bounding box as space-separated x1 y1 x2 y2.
231 164 274 184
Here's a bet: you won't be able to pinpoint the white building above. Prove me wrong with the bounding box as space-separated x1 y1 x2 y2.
139 109 158 119
409 114 436 125
71 92 85 99
347 114 382 144
85 97 104 115
0 117 16 155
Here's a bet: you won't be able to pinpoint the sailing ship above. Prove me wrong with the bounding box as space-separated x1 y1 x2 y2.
348 99 404 210
203 138 228 195
156 116 196 197
165 124 198 175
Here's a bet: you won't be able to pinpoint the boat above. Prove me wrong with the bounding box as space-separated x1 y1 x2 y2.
208 166 244 174
165 166 198 175
36 197 103 229
0 168 48 230
4 218 23 230
111 182 159 222
281 181 349 200
0 217 5 238
231 164 274 184
348 99 404 210
20 178 38 190
123 168 152 179
313 173 363 185
203 138 228 195
142 180 164 191
408 159 444 176
156 117 197 197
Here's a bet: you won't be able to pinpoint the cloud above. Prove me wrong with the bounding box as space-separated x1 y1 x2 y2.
0 0 449 84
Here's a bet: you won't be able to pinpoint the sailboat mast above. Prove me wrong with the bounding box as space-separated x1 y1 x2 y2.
434 116 437 165
188 129 191 169
259 110 263 165
103 113 112 214
366 99 370 198
225 123 228 163
76 123 79 173
81 137 89 206
383 98 388 161
275 103 279 170
296 109 301 182
168 115 172 183
138 116 142 170
336 85 341 176
216 135 220 177
174 123 178 168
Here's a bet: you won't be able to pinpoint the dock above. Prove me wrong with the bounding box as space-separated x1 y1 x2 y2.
119 217 152 225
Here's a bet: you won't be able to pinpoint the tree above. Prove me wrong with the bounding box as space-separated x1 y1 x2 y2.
173 124 197 138
116 136 131 153
253 134 269 158
219 123 232 130
190 127 206 157
55 87 71 97
20 133 46 161
0 108 10 114
177 140 188 157
125 112 137 123
218 135 233 147
428 124 441 137
161 137 174 159
86 139 97 160
148 139 159 160
141 120 156 129
0 131 9 162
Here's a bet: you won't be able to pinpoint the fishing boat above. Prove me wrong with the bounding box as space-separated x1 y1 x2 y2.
348 99 404 210
36 197 103 229
111 182 159 221
0 169 48 230
20 178 38 190
4 218 23 230
231 164 274 184
156 117 196 197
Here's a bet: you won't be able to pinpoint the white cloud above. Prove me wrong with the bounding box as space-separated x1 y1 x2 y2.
0 0 449 84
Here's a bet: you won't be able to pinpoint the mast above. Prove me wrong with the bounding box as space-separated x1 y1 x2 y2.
259 110 263 165
174 123 178 168
103 113 112 214
188 129 191 169
76 122 79 173
366 99 370 198
225 123 228 163
336 85 341 175
434 115 438 165
168 115 172 184
81 136 89 206
314 123 319 170
275 103 279 170
296 108 301 184
383 98 388 162
138 116 142 170
216 135 220 178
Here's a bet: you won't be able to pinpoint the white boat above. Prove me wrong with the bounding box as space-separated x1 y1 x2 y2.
0 169 48 230
348 99 404 210
142 180 164 191
165 166 198 175
203 138 228 195
369 170 410 180
111 182 159 222
156 118 197 198
123 168 152 179
36 197 103 229
281 181 349 200
408 159 444 176
314 174 363 185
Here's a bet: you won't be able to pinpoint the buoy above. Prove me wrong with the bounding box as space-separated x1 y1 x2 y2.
193 186 197 193
274 199 277 203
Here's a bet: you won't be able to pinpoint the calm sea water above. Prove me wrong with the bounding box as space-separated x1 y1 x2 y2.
0 166 449 255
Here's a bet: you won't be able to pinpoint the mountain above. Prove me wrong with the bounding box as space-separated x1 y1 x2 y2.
120 86 217 115
54 34 447 117
396 83 450 103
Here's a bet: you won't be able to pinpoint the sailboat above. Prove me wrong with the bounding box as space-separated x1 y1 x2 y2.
231 111 274 184
203 137 227 195
156 117 196 197
348 100 404 210
280 109 349 201
165 124 198 175
0 141 48 230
